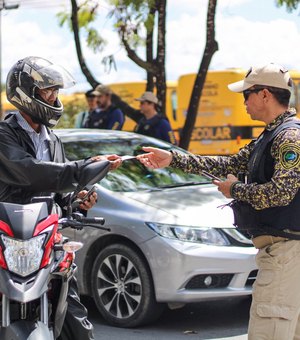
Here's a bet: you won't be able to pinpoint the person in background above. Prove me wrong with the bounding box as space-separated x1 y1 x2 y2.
83 84 124 130
136 63 300 340
74 89 100 128
2 56 122 340
134 91 177 145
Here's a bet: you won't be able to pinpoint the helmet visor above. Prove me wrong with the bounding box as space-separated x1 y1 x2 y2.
23 57 76 90
31 64 76 90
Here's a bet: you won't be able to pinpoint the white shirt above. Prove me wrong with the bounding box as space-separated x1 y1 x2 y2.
15 112 51 161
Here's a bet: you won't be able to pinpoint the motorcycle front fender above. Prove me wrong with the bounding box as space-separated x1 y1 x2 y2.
0 320 53 340
0 265 52 302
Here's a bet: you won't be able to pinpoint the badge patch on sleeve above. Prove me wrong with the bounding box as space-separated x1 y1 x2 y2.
279 143 300 169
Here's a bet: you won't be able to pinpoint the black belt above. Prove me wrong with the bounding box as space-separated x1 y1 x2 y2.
250 228 300 240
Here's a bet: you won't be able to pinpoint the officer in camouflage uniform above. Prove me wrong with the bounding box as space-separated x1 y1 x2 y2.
136 63 300 340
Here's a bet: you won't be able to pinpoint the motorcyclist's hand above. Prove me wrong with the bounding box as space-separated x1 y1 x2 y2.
105 154 123 170
91 154 122 171
136 147 173 168
213 174 238 198
77 190 97 210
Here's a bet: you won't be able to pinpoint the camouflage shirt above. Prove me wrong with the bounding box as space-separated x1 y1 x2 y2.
170 109 300 210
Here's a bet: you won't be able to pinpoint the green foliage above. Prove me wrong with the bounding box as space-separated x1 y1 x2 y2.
276 0 300 12
109 0 156 47
56 96 86 129
57 2 106 53
102 55 117 72
87 28 106 53
56 0 157 67
78 8 96 29
144 12 155 32
57 12 70 28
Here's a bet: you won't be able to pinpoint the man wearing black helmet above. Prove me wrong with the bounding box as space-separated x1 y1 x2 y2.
1 56 122 339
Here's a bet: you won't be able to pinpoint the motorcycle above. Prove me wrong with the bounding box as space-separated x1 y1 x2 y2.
0 160 111 339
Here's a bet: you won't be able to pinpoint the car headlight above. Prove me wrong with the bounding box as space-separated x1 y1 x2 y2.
146 222 230 246
1 234 47 277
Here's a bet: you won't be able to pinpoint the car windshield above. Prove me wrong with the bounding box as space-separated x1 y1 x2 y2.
62 135 212 192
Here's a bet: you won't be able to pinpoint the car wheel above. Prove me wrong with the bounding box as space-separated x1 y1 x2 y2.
91 243 164 328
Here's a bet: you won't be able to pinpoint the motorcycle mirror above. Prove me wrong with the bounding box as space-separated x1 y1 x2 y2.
78 160 110 188
71 160 111 202
66 160 110 217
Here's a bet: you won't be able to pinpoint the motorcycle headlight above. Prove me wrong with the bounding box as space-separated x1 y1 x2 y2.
146 222 230 246
1 234 47 277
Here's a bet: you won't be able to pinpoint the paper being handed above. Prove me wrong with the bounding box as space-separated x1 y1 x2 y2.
121 155 137 161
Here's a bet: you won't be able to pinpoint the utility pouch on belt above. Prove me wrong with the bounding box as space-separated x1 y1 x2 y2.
223 200 300 239
224 200 258 230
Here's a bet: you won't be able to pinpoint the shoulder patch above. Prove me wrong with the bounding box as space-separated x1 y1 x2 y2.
279 143 300 169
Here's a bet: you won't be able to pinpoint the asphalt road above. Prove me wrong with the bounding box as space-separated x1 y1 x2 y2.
82 296 251 340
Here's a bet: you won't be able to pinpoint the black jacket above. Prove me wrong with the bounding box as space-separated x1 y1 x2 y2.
0 114 91 204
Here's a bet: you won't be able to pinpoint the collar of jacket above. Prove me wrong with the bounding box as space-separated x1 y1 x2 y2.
4 113 57 160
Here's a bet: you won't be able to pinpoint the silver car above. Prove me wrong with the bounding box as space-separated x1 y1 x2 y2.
57 129 257 328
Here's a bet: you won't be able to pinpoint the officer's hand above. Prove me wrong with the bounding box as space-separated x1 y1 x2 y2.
213 174 238 198
136 147 173 168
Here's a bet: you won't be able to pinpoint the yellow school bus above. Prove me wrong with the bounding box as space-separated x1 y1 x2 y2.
177 69 300 155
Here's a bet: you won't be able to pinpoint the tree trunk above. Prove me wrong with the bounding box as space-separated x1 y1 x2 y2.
146 7 155 92
70 0 142 123
179 0 218 150
70 0 98 87
155 0 167 116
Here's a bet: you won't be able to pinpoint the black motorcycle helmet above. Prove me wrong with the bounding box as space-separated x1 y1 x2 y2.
6 56 75 127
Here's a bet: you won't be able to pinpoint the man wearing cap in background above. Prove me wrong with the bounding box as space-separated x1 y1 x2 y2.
83 85 124 130
74 89 100 128
136 63 300 339
134 91 177 144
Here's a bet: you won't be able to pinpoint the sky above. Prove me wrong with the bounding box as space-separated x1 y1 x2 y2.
2 0 300 93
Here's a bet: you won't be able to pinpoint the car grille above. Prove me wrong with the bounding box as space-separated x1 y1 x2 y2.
246 269 258 287
185 274 234 289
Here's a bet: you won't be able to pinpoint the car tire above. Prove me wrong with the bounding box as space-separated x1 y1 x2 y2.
91 243 164 328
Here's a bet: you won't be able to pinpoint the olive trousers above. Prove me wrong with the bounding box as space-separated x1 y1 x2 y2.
248 240 300 340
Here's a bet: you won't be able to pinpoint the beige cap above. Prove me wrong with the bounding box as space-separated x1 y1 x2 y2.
92 84 112 96
135 91 158 104
228 63 293 93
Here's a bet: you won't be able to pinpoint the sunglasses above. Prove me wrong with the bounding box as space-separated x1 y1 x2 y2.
243 88 263 101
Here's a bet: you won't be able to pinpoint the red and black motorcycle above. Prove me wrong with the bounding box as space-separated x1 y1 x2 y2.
0 161 110 339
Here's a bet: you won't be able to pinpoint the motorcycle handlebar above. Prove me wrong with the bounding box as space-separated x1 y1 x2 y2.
80 216 105 225
59 215 110 231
